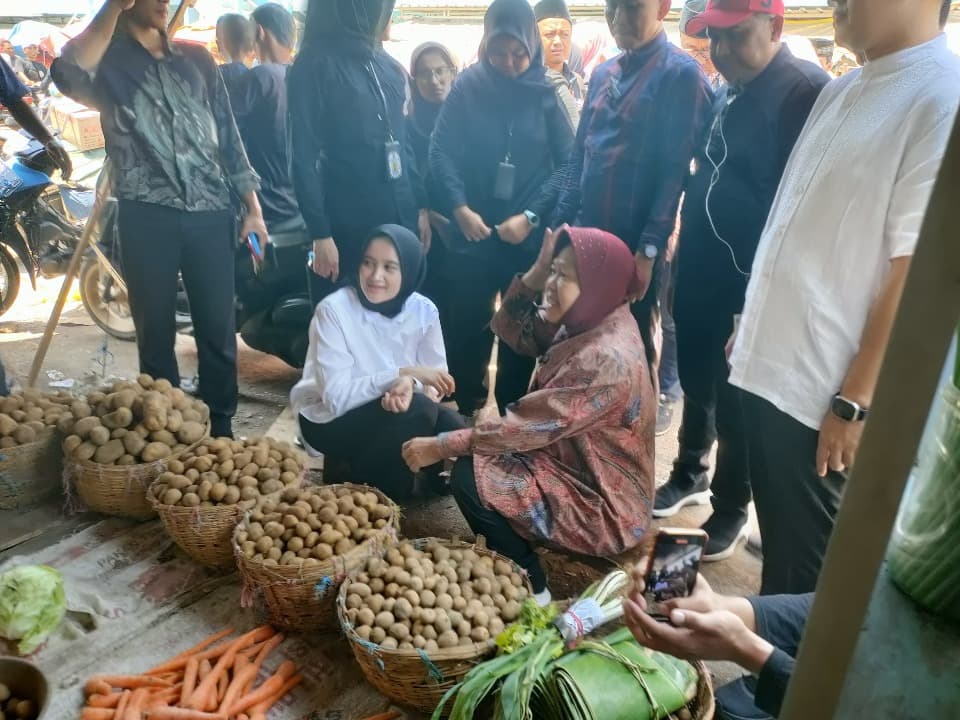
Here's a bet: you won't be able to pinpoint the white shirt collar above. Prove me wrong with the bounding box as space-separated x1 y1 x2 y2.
862 33 948 79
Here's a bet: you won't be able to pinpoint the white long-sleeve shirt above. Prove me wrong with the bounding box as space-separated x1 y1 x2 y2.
290 287 448 424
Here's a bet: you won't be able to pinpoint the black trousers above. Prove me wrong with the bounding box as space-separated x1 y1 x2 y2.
673 299 752 523
299 394 466 499
451 456 547 593
740 390 845 595
443 253 535 415
118 200 237 434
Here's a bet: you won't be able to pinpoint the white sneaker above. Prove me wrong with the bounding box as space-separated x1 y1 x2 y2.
534 588 552 607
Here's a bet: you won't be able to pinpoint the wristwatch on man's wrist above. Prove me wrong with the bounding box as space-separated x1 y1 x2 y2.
523 210 540 228
831 394 869 422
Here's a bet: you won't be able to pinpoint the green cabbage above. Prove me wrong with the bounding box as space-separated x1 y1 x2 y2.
0 565 66 654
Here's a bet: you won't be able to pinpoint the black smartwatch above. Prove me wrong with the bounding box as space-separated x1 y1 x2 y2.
831 394 868 422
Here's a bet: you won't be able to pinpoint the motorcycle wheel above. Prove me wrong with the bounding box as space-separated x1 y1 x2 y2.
79 259 136 341
0 247 20 316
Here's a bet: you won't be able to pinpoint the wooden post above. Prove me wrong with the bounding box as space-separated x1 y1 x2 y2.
27 164 112 388
780 117 960 717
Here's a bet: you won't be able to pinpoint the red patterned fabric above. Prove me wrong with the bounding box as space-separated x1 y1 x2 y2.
442 276 655 556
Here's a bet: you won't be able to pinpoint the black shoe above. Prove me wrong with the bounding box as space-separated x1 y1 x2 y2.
653 472 711 518
702 512 749 562
655 396 675 437
210 416 233 440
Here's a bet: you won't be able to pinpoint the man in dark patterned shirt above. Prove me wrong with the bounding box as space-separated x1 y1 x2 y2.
554 0 714 388
52 0 267 439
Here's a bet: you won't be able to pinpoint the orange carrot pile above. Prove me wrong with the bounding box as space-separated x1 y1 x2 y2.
79 626 303 720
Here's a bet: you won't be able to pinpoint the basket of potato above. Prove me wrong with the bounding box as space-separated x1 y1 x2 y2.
0 390 74 510
148 436 306 569
61 375 211 520
233 483 399 632
337 537 532 714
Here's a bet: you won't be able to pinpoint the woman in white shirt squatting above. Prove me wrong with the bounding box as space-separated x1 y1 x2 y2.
291 224 465 498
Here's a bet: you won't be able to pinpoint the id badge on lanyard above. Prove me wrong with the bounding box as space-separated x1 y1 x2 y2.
369 62 403 182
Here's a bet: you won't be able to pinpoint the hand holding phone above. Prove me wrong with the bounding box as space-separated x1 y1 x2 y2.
644 528 708 618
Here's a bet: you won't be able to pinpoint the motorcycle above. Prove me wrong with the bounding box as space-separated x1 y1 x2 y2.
0 133 135 338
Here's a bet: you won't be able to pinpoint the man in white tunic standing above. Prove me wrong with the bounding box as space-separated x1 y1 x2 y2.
729 0 960 597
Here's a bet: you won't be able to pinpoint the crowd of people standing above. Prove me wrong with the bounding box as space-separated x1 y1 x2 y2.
37 0 960 715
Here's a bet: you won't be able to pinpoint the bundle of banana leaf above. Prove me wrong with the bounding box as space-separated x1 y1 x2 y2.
432 571 700 720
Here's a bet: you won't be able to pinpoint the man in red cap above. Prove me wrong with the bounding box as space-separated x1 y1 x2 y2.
655 0 829 573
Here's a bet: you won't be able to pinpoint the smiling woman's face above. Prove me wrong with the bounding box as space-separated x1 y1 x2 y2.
359 237 402 304
541 245 581 324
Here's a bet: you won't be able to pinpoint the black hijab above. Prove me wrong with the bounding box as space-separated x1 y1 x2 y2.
477 0 550 94
301 0 395 52
352 224 427 318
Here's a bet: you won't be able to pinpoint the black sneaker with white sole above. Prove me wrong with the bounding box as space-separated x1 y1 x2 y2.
653 473 712 518
702 514 750 562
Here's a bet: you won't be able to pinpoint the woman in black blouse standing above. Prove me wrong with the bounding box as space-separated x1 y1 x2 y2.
429 0 576 414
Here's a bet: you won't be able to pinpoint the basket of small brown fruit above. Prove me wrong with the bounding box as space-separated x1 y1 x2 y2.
0 390 74 510
337 537 533 714
61 375 210 520
233 483 399 632
148 436 306 569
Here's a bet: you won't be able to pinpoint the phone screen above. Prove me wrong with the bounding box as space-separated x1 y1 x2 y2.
644 529 707 615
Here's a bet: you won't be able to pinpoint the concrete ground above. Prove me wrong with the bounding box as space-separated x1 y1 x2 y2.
1 269 762 703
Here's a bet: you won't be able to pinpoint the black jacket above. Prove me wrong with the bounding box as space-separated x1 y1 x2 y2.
287 0 420 266
429 63 575 260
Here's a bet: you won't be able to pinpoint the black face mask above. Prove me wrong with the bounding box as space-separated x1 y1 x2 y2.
351 224 427 319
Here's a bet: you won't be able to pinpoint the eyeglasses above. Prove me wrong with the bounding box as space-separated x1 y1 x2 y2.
415 66 453 83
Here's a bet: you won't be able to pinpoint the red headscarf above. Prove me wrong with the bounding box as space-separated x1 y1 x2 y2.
556 226 642 336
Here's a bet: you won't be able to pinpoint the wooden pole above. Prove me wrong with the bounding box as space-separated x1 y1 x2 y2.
779 116 960 718
27 164 112 388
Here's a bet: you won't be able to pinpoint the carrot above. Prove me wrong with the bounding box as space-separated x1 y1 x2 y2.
114 690 131 720
230 664 299 718
165 628 235 664
189 627 275 711
85 679 113 697
217 664 257 715
216 672 228 703
181 658 199 707
122 687 150 720
144 709 226 720
89 675 173 691
87 693 122 708
81 708 116 720
239 632 285 696
239 640 267 659
247 672 303 716
198 659 212 681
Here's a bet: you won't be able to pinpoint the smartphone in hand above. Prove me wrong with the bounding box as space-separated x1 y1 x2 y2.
644 528 708 618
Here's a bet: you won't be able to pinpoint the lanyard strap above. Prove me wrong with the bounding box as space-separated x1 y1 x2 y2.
367 61 395 142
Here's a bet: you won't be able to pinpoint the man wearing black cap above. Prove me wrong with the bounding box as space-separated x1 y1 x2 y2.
654 0 829 566
534 0 586 105
232 2 300 230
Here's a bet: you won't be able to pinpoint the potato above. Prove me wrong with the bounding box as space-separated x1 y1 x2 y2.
153 378 174 393
140 442 171 463
370 626 387 644
437 630 459 649
93 439 125 465
162 488 183 505
181 493 201 507
74 442 97 461
389 623 410 641
150 430 177 447
102 407 134 431
71 400 92 419
62 434 83 455
88 425 111 446
141 391 168 432
73 416 100 439
165 409 184 433
177 421 205 445
116 454 137 466
264 521 285 539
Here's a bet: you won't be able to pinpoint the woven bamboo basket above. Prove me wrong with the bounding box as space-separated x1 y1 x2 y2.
234 483 400 632
0 427 62 510
688 661 716 720
338 537 534 715
71 427 208 521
